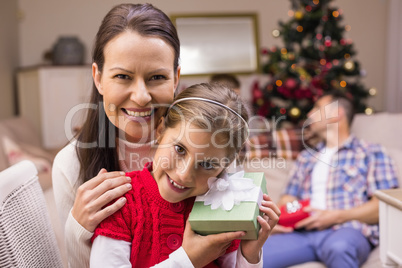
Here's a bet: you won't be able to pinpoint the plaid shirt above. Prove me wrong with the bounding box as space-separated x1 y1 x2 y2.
285 135 399 246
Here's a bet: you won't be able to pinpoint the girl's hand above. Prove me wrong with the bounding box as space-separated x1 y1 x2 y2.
240 194 281 264
183 219 245 268
71 169 132 232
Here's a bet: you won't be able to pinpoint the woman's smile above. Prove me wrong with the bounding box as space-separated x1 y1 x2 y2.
122 108 154 122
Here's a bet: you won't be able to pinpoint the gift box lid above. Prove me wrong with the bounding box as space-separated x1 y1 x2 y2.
189 172 267 240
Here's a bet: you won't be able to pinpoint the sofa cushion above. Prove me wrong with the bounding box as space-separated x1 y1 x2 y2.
352 113 402 151
1 135 53 191
386 148 402 185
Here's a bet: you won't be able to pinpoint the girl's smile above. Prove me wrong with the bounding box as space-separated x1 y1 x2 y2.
167 176 188 192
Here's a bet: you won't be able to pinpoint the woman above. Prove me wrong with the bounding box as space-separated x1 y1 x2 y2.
52 4 181 267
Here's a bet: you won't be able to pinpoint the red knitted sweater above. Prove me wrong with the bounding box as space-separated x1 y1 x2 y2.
92 162 239 267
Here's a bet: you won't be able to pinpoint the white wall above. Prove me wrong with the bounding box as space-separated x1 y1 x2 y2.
0 0 19 119
16 0 390 111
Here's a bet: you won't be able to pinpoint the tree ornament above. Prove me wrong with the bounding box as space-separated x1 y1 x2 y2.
289 107 301 118
272 29 280 38
295 10 304 20
368 87 377 96
340 39 346 45
365 107 374 115
344 60 355 72
285 78 298 89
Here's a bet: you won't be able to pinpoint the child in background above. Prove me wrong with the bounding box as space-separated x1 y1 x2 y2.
210 73 241 96
90 83 280 267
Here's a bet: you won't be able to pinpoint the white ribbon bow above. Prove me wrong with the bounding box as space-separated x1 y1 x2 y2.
196 170 262 211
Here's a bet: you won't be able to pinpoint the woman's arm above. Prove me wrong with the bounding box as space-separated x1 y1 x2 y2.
52 145 131 267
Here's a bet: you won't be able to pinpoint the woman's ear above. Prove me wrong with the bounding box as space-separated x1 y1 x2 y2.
155 117 165 142
173 66 181 93
92 62 103 95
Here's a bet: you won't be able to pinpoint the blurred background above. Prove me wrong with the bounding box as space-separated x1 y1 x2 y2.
1 0 401 123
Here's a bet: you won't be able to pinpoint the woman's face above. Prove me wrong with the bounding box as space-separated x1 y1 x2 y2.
93 31 180 143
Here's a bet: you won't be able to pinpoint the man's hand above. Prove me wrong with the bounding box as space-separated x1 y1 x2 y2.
294 207 341 230
271 224 294 234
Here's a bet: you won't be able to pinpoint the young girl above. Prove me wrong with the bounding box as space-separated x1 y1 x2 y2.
90 83 280 267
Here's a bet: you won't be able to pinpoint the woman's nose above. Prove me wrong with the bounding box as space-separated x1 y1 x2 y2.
130 80 152 106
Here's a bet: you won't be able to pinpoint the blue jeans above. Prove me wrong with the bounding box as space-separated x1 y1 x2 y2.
263 228 372 268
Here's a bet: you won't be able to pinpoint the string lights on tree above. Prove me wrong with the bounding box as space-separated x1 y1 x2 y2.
254 0 374 127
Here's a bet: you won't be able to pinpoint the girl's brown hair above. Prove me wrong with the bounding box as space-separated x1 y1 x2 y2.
164 83 249 163
76 3 180 183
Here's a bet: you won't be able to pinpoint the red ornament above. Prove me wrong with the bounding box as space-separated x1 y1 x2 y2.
316 33 323 40
324 40 332 47
280 108 287 114
340 39 346 45
285 78 298 89
305 5 312 12
266 84 273 91
261 48 269 55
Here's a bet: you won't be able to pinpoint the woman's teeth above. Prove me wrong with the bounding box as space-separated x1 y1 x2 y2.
168 177 186 189
125 110 152 117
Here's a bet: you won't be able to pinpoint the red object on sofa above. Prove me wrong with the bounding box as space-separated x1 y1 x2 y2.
278 199 310 228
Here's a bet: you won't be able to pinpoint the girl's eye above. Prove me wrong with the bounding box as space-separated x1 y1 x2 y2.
115 74 130 80
174 145 185 155
199 162 214 170
150 75 166 81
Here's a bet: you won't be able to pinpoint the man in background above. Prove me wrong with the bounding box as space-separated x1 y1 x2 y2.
262 91 399 268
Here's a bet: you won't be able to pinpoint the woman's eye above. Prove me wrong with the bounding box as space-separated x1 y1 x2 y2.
150 75 166 81
115 74 130 80
174 145 185 155
199 162 214 170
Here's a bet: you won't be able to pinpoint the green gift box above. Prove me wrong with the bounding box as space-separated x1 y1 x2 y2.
189 172 267 240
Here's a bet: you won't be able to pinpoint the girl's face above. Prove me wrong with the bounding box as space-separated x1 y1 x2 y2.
93 31 180 143
152 122 229 203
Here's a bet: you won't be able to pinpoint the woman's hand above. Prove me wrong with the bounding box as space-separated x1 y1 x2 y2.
182 219 245 268
240 194 281 264
71 169 132 232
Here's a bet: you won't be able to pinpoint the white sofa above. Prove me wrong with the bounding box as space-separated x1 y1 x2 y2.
244 112 402 268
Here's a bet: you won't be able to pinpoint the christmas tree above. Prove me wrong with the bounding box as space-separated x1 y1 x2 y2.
253 0 375 127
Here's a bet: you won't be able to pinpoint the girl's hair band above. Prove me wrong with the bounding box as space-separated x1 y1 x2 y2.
166 97 249 129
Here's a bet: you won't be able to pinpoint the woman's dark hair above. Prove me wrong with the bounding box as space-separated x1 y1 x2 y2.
76 3 180 183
